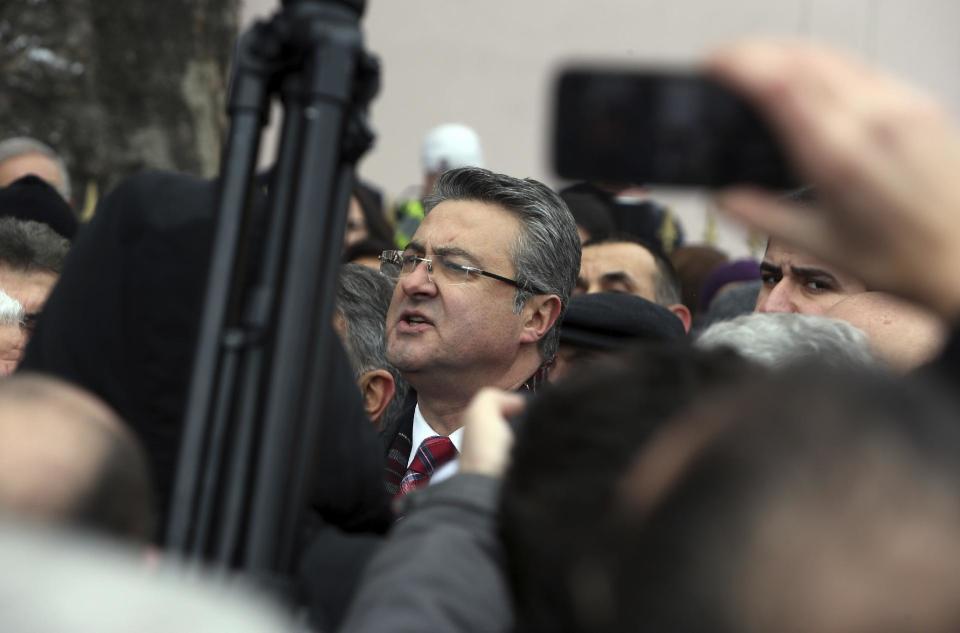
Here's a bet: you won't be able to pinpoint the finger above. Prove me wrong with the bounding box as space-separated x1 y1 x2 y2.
707 40 875 115
492 391 526 419
706 41 832 184
467 388 525 425
706 40 889 187
473 388 525 412
716 187 840 259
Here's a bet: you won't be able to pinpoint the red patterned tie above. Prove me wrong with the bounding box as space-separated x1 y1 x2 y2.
398 436 458 496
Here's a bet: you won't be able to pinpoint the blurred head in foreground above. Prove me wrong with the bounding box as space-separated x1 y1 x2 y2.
502 344 759 633
591 368 960 633
0 374 154 542
0 522 292 632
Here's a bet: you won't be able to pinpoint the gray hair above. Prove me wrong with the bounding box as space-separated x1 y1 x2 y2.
0 290 23 326
336 264 409 423
425 167 581 360
695 312 877 370
0 218 70 274
652 258 682 306
0 137 71 200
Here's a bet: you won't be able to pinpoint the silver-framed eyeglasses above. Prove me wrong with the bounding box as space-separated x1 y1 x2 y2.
379 249 541 292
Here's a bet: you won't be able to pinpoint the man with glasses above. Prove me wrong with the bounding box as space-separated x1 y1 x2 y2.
378 166 580 497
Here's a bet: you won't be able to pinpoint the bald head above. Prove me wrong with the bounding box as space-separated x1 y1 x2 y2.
0 137 71 200
0 374 153 541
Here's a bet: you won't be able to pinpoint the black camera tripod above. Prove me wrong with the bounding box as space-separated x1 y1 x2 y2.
166 0 379 581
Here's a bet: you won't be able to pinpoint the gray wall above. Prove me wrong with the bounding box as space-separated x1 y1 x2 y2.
241 0 960 256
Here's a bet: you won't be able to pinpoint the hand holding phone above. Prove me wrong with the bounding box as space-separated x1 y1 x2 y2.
552 67 798 189
459 388 525 478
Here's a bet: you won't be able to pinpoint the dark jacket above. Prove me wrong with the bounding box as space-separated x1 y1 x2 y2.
20 170 392 540
337 474 511 633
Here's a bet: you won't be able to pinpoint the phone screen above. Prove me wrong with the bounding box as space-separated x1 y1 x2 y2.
553 68 798 189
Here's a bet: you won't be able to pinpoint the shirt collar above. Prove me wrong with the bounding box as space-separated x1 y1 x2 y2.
408 403 465 468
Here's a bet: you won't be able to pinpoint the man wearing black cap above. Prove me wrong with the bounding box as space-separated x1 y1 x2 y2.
576 234 692 332
0 175 78 240
0 176 76 329
551 292 686 382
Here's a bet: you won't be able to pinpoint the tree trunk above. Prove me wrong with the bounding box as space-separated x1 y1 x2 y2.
0 0 240 207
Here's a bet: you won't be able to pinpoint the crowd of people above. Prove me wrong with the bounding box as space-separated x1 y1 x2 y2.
3 36 960 633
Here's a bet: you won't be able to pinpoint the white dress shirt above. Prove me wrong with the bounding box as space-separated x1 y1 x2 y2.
408 404 463 485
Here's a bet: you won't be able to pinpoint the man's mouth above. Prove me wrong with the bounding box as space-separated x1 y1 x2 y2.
398 311 434 331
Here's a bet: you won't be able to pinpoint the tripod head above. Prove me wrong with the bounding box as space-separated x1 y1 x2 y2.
282 0 365 17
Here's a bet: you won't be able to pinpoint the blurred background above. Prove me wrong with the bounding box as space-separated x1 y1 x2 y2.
3 0 958 255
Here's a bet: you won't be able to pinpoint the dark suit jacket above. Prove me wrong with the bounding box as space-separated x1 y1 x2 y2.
379 390 417 458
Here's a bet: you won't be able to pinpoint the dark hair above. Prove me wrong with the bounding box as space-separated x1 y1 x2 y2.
695 279 760 331
670 245 730 316
560 191 615 242
343 237 394 265
353 180 394 246
500 344 759 633
584 233 682 306
595 368 960 633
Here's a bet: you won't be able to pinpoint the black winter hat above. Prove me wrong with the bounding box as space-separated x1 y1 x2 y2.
0 175 78 239
559 292 685 350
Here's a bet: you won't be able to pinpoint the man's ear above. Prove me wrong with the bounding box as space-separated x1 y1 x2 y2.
519 295 564 344
357 369 397 427
668 303 692 333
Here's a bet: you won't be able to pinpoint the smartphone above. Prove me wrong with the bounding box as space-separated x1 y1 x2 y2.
552 67 799 189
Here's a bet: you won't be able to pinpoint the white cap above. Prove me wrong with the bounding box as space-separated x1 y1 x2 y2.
421 123 484 174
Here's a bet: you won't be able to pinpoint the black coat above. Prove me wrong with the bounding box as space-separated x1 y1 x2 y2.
20 170 391 541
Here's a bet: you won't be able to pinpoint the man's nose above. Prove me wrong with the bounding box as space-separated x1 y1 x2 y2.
757 280 797 313
399 259 437 297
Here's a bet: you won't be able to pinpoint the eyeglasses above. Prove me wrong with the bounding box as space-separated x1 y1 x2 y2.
379 249 541 292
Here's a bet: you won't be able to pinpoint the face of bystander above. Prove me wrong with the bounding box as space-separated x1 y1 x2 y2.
385 200 555 396
576 240 692 332
756 239 866 315
576 242 659 300
0 323 25 376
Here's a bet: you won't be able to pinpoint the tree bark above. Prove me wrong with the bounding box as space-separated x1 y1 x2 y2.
0 0 239 205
